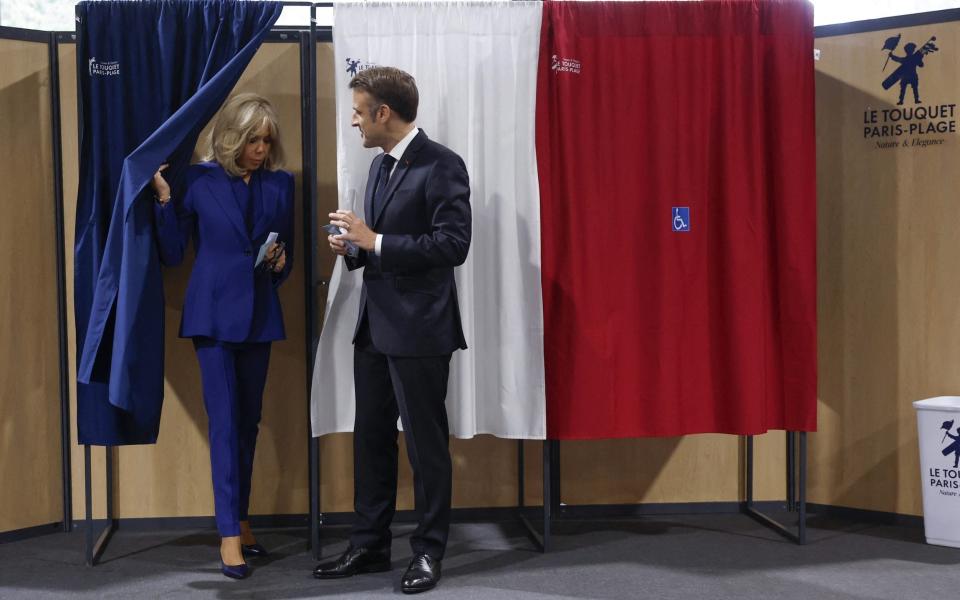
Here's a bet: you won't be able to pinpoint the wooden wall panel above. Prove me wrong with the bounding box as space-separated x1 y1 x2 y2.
0 38 62 533
813 21 960 516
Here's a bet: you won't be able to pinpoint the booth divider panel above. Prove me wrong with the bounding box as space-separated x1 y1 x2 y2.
0 37 62 533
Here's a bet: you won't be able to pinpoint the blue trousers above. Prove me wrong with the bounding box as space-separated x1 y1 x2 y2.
193 338 272 537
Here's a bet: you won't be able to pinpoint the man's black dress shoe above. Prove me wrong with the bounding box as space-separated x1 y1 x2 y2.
401 554 441 594
241 543 269 558
313 546 392 579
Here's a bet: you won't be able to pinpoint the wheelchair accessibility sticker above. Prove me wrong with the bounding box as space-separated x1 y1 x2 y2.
672 207 690 232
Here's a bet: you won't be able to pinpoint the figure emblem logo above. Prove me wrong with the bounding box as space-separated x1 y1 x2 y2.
880 34 939 105
941 419 960 468
346 58 363 76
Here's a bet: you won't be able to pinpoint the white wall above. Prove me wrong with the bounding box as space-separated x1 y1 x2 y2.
4 1 960 33
813 0 960 25
0 1 329 31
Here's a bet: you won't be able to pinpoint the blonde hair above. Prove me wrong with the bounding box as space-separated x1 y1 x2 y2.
201 93 285 176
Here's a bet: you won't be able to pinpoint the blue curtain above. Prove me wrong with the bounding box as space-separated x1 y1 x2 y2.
74 0 282 445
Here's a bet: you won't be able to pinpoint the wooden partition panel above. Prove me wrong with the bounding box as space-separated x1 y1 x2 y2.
0 36 62 533
813 20 960 516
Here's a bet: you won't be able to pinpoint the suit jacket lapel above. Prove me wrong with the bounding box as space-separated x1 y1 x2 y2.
251 171 278 241
372 130 428 228
209 167 249 241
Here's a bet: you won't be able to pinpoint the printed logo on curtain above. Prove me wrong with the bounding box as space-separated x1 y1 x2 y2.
550 54 581 74
88 57 120 76
310 0 546 440
345 57 377 75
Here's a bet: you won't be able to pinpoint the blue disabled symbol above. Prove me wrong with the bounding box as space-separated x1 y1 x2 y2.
672 207 690 232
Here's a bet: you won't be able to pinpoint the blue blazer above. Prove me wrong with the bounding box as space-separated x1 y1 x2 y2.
154 162 294 342
345 130 471 356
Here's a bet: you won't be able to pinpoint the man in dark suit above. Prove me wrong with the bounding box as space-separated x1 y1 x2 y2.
314 66 471 593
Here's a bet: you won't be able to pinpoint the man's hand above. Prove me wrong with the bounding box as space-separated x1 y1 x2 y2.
328 234 348 256
328 210 377 252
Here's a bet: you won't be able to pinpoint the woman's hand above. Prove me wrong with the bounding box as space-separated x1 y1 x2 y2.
151 164 171 204
267 242 286 272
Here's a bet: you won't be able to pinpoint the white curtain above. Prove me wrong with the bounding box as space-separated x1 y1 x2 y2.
311 0 546 439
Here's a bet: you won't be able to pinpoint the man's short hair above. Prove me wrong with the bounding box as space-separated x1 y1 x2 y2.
349 66 419 123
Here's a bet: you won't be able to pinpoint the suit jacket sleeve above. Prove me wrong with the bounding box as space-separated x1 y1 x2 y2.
344 249 368 271
153 173 198 267
379 154 471 271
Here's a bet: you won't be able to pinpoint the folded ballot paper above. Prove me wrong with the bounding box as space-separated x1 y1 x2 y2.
323 223 359 257
255 232 278 267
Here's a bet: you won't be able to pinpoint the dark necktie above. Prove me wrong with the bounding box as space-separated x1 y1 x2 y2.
372 154 397 218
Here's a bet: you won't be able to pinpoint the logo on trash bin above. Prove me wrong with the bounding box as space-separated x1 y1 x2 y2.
928 419 960 496
940 420 960 468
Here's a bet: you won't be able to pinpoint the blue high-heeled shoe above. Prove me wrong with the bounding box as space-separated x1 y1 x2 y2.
241 543 269 558
221 561 250 579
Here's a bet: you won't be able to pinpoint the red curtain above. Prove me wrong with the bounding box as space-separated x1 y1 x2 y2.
537 0 816 439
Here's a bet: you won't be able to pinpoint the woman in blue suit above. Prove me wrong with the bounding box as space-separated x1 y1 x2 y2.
150 93 294 579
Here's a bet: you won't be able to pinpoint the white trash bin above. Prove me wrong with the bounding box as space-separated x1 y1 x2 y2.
913 396 960 548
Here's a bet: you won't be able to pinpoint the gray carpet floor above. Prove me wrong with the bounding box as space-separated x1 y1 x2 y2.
2 513 959 599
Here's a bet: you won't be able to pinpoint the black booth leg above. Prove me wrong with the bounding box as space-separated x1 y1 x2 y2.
516 439 561 553
542 439 561 552
84 445 93 565
542 440 552 553
518 439 525 508
742 433 807 545
301 6 321 562
798 432 807 545
85 446 117 567
787 431 796 512
517 440 546 552
309 436 321 560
